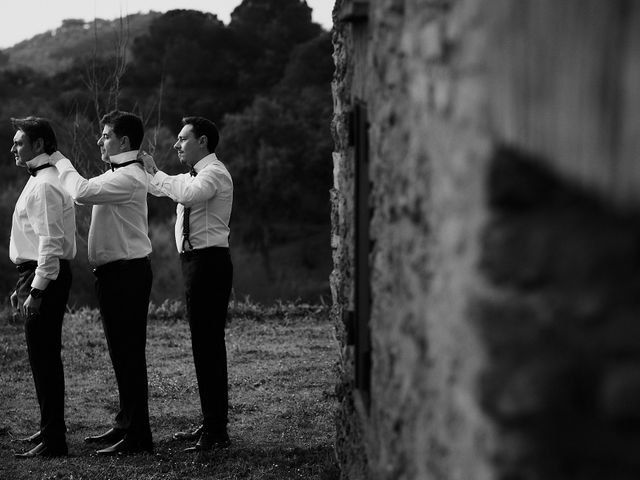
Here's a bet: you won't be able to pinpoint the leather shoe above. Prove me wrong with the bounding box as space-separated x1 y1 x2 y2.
173 424 203 441
184 431 230 453
18 430 42 444
96 438 153 456
84 428 126 444
15 442 68 458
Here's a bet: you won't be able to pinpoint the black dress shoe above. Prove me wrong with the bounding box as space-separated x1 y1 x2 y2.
184 431 230 453
18 430 42 444
15 442 68 458
173 424 203 441
84 428 126 444
96 438 153 456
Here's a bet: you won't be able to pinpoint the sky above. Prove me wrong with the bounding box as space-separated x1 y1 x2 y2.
0 0 333 49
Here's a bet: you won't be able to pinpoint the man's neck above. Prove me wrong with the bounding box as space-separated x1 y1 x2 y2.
25 153 50 168
191 153 217 173
109 150 139 164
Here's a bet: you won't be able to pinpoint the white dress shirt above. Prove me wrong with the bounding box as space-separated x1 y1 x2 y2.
55 150 152 267
148 153 233 252
10 153 77 290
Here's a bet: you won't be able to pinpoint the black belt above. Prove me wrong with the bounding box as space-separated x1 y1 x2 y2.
180 246 229 258
15 261 37 273
93 257 149 277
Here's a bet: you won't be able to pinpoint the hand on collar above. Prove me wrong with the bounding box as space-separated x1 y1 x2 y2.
26 153 53 177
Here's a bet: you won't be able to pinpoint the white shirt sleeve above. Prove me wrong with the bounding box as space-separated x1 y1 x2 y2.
25 182 65 290
147 172 164 197
56 158 136 205
151 169 222 206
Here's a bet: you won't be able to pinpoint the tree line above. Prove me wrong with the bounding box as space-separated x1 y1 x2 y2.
0 0 333 305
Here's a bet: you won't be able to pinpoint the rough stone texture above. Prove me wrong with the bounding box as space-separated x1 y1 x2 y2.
331 1 368 479
331 0 640 479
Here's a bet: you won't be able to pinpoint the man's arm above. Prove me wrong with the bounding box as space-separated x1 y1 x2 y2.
155 168 224 205
50 151 137 205
22 182 66 314
139 151 225 204
146 172 164 197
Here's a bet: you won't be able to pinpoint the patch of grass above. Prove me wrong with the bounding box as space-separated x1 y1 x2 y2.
0 300 339 480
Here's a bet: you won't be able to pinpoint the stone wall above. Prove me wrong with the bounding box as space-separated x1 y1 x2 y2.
331 0 640 479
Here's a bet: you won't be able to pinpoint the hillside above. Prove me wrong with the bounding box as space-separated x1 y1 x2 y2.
0 12 161 74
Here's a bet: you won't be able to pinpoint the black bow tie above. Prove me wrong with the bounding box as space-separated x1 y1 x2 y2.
189 167 197 177
109 159 143 172
28 163 54 177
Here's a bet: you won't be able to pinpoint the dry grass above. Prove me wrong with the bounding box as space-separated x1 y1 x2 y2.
0 300 339 480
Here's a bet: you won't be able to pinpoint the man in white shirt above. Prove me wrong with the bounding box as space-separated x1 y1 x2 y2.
49 110 154 456
141 116 233 452
9 117 76 458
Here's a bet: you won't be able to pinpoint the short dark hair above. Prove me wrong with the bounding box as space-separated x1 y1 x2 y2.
11 116 58 155
182 116 219 153
101 110 144 150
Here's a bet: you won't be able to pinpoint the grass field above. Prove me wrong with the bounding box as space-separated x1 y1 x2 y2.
0 300 339 480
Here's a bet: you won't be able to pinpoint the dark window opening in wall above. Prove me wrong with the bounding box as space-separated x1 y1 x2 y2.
352 100 372 408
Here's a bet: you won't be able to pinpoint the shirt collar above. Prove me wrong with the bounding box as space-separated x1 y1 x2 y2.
25 153 50 169
192 153 218 174
109 150 139 165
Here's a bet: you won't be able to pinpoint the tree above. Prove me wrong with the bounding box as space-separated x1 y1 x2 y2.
219 32 334 275
127 10 240 127
229 0 323 99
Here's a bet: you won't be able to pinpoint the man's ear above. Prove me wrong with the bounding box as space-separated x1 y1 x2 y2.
199 135 208 150
33 138 45 155
120 135 131 151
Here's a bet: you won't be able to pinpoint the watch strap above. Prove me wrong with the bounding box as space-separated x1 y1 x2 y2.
29 287 44 299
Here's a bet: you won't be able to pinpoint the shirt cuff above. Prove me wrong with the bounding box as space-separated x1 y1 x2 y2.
153 170 168 183
49 151 65 163
31 274 51 291
55 157 74 171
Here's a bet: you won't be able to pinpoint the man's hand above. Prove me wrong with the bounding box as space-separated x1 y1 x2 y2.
49 150 65 166
138 150 159 175
10 290 19 310
22 295 42 319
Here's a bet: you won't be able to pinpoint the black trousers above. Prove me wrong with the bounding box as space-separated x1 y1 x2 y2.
181 246 233 435
15 260 71 448
94 257 152 445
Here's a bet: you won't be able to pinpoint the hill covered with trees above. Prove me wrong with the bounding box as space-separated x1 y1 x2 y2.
0 0 333 306
0 13 162 74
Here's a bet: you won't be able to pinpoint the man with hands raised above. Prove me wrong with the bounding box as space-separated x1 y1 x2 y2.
140 116 234 452
49 110 154 456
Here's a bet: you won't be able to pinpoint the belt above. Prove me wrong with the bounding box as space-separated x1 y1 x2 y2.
15 261 37 273
93 256 149 277
180 246 229 258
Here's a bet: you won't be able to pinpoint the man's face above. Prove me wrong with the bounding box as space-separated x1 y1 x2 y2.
97 125 122 162
11 130 37 167
173 125 202 167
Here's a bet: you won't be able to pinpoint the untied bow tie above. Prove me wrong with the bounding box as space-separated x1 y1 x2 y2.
28 163 55 177
109 159 143 172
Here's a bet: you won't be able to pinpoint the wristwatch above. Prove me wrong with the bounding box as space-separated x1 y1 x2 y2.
29 287 44 299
